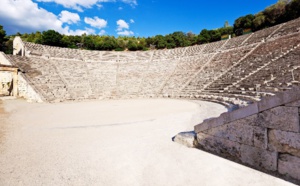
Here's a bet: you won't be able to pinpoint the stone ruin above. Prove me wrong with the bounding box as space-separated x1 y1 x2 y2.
0 64 18 97
0 17 300 184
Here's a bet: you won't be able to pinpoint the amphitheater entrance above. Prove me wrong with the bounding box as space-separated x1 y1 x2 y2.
0 65 18 97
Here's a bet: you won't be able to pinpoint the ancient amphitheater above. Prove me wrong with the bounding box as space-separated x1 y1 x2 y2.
0 18 300 185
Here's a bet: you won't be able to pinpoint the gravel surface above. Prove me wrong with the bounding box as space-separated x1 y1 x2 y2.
0 99 295 186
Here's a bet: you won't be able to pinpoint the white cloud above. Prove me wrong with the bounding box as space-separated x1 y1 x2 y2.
99 30 106 35
116 19 129 31
96 4 103 9
118 7 123 10
117 30 134 36
84 16 107 29
36 0 102 12
116 19 134 36
65 27 96 35
59 10 80 24
83 27 96 35
36 0 137 11
98 0 116 2
121 0 137 7
0 0 63 33
0 0 95 36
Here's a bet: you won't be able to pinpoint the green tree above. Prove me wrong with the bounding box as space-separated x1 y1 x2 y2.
0 25 6 51
61 35 72 48
137 38 147 50
68 35 82 48
169 31 189 47
4 38 13 54
153 35 167 49
41 30 62 46
165 35 176 49
234 14 255 35
82 35 95 50
26 33 36 42
187 31 197 45
209 30 221 42
218 26 233 35
285 0 300 20
21 33 29 39
145 37 154 47
197 29 211 44
33 31 43 44
116 38 127 50
95 36 117 50
253 12 266 31
263 0 287 25
127 40 138 51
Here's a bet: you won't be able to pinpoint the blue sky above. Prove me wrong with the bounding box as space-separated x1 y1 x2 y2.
0 0 278 37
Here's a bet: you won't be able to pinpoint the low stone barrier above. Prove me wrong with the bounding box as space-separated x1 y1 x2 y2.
194 86 300 184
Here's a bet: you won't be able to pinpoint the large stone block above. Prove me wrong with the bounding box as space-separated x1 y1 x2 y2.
194 114 227 133
202 116 256 146
285 100 300 107
173 131 197 148
253 126 268 149
278 154 300 180
258 92 285 112
268 130 300 157
197 133 241 159
283 86 300 105
237 114 258 126
228 102 258 122
194 118 214 133
240 145 278 171
258 106 300 132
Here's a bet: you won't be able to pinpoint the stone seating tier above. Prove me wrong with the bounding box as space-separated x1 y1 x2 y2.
205 33 300 92
246 24 282 44
234 44 300 92
271 17 300 38
222 34 251 50
5 17 299 104
183 45 255 92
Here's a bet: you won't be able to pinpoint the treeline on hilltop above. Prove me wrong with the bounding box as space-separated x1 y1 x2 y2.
0 0 300 53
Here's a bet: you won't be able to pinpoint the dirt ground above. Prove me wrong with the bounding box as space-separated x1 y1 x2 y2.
0 100 7 144
0 99 296 186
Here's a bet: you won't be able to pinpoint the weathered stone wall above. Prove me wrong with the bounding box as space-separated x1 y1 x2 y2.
0 72 13 95
195 86 300 184
13 36 24 56
17 74 43 102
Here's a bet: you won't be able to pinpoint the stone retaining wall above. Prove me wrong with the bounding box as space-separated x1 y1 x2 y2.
195 86 300 184
0 72 13 95
17 74 43 102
